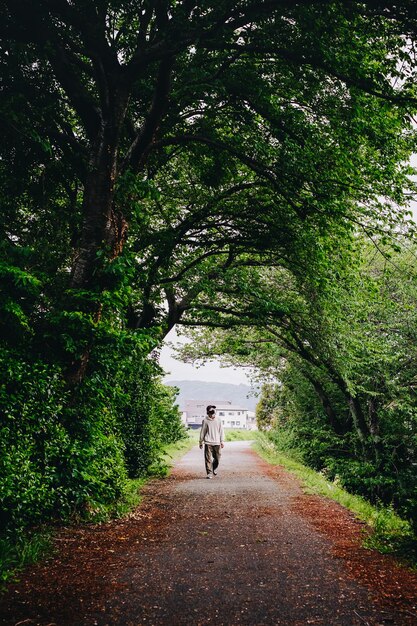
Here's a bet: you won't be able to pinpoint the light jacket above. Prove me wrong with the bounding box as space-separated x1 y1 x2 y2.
199 415 225 446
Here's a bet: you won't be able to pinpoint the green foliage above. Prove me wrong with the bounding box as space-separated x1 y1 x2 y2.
259 354 417 530
0 328 185 579
88 477 147 524
178 239 417 533
0 257 42 343
0 347 127 532
115 355 186 478
0 530 51 587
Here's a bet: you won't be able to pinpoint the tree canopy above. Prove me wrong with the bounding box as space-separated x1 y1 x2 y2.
1 1 416 351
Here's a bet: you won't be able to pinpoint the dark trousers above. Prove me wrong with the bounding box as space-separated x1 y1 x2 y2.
204 444 221 475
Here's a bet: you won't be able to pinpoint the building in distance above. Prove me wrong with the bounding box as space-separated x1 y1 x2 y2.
183 400 257 430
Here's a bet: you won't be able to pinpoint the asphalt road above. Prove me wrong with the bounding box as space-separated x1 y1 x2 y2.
1 441 416 626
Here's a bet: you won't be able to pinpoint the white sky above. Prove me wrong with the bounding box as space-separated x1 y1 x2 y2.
159 329 253 384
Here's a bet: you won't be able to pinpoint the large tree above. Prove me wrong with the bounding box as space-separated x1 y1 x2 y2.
1 0 416 381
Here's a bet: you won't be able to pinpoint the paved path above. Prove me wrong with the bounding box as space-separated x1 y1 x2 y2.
1 442 416 625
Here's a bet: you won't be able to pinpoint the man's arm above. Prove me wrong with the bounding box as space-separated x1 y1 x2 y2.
199 420 207 448
219 421 225 448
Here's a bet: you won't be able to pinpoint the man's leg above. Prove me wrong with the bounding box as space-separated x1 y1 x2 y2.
212 445 221 474
204 444 213 475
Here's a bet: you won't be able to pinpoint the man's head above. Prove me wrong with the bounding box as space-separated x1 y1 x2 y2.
206 404 216 416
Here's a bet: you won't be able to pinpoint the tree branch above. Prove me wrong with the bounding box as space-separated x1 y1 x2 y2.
122 56 174 172
207 42 417 106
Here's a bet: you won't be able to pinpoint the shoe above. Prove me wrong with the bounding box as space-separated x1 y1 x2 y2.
206 474 212 479
213 471 217 476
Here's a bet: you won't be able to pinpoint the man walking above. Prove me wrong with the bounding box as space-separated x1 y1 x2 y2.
199 405 225 478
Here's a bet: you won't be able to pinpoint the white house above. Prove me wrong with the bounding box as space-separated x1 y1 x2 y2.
183 400 256 429
216 404 249 428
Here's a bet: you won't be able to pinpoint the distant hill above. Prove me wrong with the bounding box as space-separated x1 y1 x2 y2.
165 380 260 411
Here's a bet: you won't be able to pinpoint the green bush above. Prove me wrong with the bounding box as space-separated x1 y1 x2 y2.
0 333 185 582
260 369 417 531
110 347 186 478
0 349 128 532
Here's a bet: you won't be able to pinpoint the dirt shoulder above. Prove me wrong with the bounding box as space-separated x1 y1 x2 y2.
1 442 416 625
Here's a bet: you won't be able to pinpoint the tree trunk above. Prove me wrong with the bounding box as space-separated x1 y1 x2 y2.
70 140 126 289
347 394 369 444
66 95 129 384
303 372 345 435
368 392 385 464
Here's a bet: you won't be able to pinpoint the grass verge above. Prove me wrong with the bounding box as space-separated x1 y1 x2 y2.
0 530 52 588
254 433 416 565
225 428 259 442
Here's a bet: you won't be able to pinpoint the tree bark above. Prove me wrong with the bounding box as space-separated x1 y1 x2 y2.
70 96 129 290
368 390 385 464
66 93 129 385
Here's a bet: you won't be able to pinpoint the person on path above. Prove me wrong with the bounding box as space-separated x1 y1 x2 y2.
199 405 225 478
